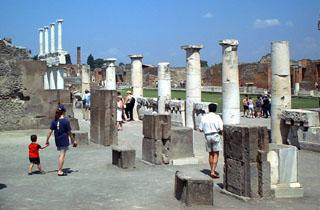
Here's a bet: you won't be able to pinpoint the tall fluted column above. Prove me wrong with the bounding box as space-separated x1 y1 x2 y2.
38 28 44 56
57 19 63 53
219 39 240 125
271 41 291 144
50 23 55 53
105 58 117 90
157 62 171 114
129 54 143 97
181 45 203 128
44 26 49 55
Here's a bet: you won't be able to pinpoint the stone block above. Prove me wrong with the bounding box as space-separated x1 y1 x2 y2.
258 127 269 151
69 118 79 130
224 158 245 196
112 146 135 169
282 109 320 127
71 131 89 145
258 161 272 198
143 114 171 140
268 144 298 184
169 127 194 159
142 137 163 164
244 162 259 198
273 184 304 198
297 127 320 152
223 125 259 163
175 171 214 206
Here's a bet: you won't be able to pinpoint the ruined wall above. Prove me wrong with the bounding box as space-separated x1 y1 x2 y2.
0 39 72 131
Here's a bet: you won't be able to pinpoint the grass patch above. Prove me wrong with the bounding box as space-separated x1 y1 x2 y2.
119 88 319 112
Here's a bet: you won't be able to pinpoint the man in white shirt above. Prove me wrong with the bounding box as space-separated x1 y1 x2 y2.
198 103 223 179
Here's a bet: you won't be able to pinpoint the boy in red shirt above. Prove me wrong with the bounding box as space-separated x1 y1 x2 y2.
28 134 48 175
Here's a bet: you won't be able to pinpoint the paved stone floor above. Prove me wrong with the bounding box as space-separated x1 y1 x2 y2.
0 110 319 210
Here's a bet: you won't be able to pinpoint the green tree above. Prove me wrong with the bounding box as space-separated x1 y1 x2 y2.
87 54 95 70
94 58 105 68
200 60 208 68
65 54 72 64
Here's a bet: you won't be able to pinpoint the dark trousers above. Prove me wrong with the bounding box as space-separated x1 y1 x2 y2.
125 104 134 120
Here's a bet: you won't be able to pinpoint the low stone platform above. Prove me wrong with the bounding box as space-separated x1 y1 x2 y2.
174 170 214 206
112 146 136 169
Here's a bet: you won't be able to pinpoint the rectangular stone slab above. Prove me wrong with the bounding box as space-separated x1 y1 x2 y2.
169 127 194 159
112 146 135 169
175 170 213 206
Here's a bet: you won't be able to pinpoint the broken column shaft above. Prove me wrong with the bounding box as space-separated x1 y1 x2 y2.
129 54 143 97
105 58 117 90
157 62 171 114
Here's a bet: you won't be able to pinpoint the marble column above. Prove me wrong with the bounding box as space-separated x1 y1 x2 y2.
81 65 91 95
57 19 63 53
56 69 64 89
44 26 49 55
181 45 203 128
129 54 143 97
50 23 55 53
43 72 49 90
157 62 171 114
219 39 240 125
49 69 56 89
271 41 292 144
38 28 44 56
105 58 117 90
293 66 300 95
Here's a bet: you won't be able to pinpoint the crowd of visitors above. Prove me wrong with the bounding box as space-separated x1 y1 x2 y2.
242 94 271 118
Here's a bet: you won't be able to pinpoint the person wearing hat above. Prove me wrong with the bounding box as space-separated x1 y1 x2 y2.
45 104 77 176
124 90 135 121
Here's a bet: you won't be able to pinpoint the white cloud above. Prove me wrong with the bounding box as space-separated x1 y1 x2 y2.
203 12 213 19
253 18 280 28
285 21 294 27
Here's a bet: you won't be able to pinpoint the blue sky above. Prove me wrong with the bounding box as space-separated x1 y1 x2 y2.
1 0 320 66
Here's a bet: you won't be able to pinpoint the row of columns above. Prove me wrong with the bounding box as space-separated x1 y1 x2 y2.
100 40 291 144
38 19 63 56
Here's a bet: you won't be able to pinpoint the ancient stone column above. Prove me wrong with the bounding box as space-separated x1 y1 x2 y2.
271 41 292 144
129 54 143 97
49 69 56 89
43 72 49 90
105 58 117 90
57 19 63 53
219 39 240 125
49 23 55 53
293 65 300 95
56 69 64 89
77 46 81 65
44 26 49 55
157 62 171 114
81 65 90 95
38 28 44 56
181 45 203 128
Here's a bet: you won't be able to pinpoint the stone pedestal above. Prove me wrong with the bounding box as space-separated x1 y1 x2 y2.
81 65 90 95
169 127 194 159
71 131 89 145
105 58 117 90
175 171 214 206
90 89 117 146
223 125 272 198
271 41 291 144
181 45 203 128
267 143 304 198
157 62 171 114
112 146 135 169
43 72 49 90
219 39 240 125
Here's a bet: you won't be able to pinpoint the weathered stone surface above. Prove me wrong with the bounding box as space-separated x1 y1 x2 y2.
281 109 319 127
224 158 244 195
112 146 135 169
169 127 194 159
69 118 79 130
142 137 163 165
297 127 320 152
223 125 259 163
143 114 171 140
71 131 89 145
90 88 117 146
258 161 273 198
175 170 213 206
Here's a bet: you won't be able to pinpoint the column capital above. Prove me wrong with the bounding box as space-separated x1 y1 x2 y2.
106 58 117 62
129 54 143 60
38 28 44 31
158 62 170 66
50 23 55 27
44 26 49 30
181 44 204 51
219 39 239 46
57 19 64 23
